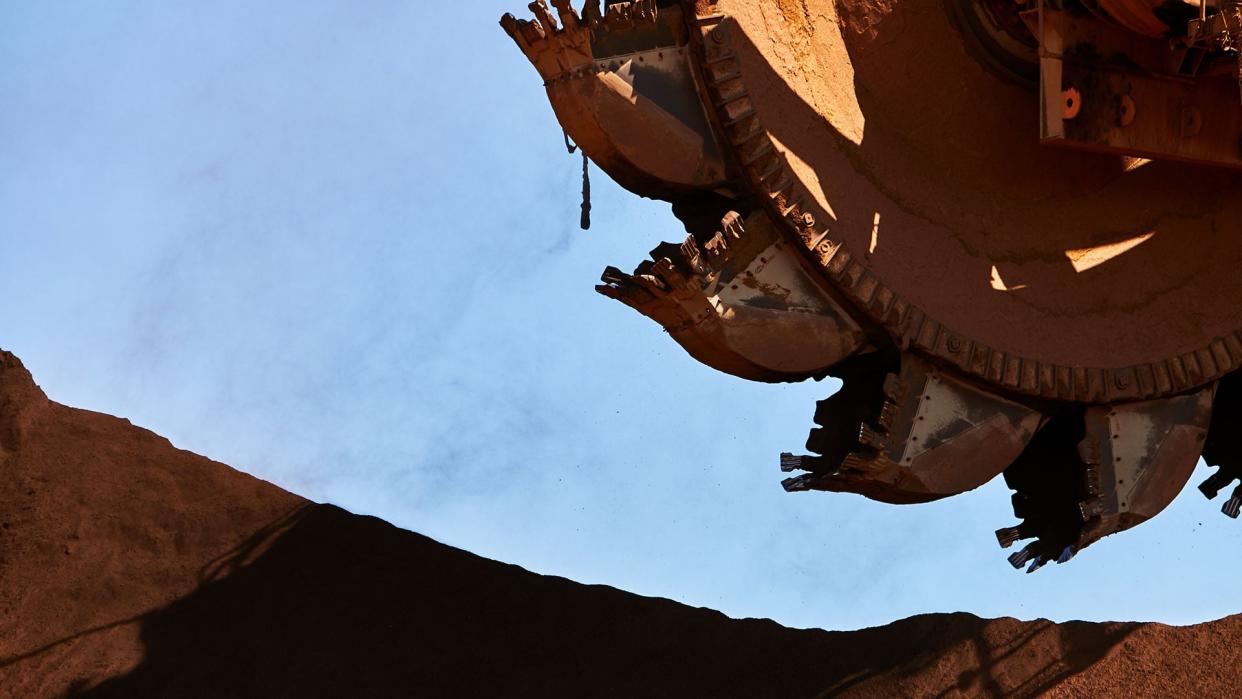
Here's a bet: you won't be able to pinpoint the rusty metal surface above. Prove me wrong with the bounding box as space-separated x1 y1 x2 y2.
597 209 868 381
501 2 727 198
783 355 1043 504
1038 7 1242 168
695 0 1242 402
501 0 1242 570
999 386 1213 571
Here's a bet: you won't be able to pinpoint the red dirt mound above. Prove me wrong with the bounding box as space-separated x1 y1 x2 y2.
1 349 1239 698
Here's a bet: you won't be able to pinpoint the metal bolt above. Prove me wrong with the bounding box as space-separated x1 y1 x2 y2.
1062 87 1082 120
1117 95 1136 127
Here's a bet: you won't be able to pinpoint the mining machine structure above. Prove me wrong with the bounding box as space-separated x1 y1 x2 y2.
502 0 1242 572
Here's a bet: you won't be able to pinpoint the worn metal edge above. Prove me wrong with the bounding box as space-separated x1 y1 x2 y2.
688 10 1236 404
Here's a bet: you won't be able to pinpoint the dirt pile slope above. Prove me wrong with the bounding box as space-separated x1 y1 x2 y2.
1 349 1239 698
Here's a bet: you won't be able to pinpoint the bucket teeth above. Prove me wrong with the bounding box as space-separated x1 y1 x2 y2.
996 408 1090 572
802 354 895 467
549 0 581 29
781 474 816 492
581 0 601 27
1223 486 1242 519
996 385 1211 571
995 526 1023 549
528 0 559 32
596 245 714 330
679 234 711 278
875 401 898 432
786 352 1042 507
648 241 691 273
1199 470 1234 499
1078 499 1104 521
720 210 744 239
1201 371 1242 518
856 424 887 450
601 0 657 26
600 265 630 286
1008 544 1036 569
1082 463 1102 496
1197 463 1242 519
780 452 811 473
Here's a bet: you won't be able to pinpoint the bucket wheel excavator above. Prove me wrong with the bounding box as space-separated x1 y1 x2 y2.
501 0 1242 571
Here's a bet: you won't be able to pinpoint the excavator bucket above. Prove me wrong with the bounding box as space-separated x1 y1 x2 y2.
501 0 1242 569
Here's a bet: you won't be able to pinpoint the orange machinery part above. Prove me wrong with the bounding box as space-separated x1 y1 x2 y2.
1097 0 1173 36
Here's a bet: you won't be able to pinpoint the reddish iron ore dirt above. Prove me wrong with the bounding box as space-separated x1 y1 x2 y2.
2 350 1241 698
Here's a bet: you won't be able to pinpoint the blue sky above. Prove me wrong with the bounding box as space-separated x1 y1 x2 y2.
2 2 1238 631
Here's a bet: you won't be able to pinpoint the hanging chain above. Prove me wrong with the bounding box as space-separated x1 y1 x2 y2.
564 132 591 230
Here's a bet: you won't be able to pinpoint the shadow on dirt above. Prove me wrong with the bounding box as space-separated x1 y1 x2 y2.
36 503 1134 698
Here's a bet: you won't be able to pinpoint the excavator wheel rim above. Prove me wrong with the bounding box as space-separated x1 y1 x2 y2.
687 8 1239 405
